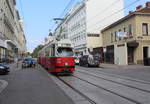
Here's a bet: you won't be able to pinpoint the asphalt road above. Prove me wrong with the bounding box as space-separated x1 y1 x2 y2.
1 64 150 104
53 65 150 104
0 65 75 104
76 65 150 82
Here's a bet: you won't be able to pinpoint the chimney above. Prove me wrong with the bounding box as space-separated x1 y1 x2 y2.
136 5 143 11
146 2 150 8
129 11 133 14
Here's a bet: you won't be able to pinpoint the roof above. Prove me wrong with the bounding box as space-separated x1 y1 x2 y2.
101 7 150 33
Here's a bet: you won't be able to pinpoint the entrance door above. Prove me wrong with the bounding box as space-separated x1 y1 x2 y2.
128 47 134 64
143 47 148 59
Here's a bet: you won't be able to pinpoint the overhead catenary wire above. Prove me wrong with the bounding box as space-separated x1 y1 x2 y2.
18 0 25 20
86 0 122 23
51 0 76 32
53 0 140 33
59 0 76 18
87 0 141 32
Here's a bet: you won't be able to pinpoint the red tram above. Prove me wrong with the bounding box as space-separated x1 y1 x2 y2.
38 39 75 74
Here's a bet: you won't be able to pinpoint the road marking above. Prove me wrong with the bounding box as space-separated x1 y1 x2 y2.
0 80 8 93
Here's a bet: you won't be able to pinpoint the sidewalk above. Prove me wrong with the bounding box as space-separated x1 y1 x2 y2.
100 63 150 70
0 64 75 104
8 61 22 71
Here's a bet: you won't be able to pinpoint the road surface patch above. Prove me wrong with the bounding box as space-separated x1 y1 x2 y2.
0 79 8 93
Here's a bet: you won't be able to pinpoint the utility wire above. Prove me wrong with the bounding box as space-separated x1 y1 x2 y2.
59 0 76 18
86 0 122 23
51 0 76 32
53 0 125 32
18 0 25 20
87 0 141 32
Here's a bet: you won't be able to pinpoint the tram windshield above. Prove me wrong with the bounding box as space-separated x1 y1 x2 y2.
57 47 74 57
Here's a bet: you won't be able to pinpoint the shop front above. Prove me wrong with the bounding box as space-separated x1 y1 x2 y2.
5 40 18 63
0 39 6 62
104 45 114 64
127 41 139 64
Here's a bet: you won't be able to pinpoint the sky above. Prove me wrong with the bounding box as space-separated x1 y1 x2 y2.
16 0 150 52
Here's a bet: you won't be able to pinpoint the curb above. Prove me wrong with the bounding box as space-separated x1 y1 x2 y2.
0 80 8 93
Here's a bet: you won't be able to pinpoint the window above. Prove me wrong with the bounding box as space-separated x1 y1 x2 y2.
111 33 113 43
114 31 117 41
57 47 74 57
123 27 126 32
142 23 148 35
128 24 133 36
118 29 122 40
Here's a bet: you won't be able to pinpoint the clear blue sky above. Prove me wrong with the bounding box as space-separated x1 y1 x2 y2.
16 0 150 52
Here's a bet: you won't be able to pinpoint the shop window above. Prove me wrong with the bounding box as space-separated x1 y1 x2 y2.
142 23 148 36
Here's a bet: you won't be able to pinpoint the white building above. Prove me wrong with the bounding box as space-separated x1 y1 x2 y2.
53 0 124 56
66 0 124 56
44 33 55 45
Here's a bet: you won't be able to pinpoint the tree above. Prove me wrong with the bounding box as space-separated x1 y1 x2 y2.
31 45 44 58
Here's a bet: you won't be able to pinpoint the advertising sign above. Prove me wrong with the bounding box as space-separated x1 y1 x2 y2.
103 47 106 53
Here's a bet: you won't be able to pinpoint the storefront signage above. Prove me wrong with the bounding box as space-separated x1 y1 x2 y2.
103 47 107 53
117 44 125 47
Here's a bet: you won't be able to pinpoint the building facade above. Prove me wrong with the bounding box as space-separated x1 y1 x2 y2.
54 0 124 56
101 2 150 65
0 0 26 62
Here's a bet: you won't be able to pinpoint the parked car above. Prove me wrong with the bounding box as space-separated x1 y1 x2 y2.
22 58 36 68
0 64 9 75
74 57 80 65
79 55 100 67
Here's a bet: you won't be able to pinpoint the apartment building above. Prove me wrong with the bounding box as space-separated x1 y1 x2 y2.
54 0 124 56
0 0 26 62
101 2 150 65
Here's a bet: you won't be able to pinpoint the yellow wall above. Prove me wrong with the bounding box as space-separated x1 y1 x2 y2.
102 16 136 46
134 15 150 64
87 35 102 48
102 14 150 65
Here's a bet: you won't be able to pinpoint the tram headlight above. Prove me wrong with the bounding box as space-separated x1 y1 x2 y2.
65 63 68 66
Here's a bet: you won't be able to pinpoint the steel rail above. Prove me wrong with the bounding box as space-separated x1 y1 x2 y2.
77 67 150 85
72 75 141 104
77 70 150 93
57 76 97 104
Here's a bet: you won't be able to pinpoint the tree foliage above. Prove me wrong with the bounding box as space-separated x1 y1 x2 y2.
31 45 44 58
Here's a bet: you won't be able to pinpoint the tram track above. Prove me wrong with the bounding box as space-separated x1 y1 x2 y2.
77 70 150 93
77 66 150 85
56 76 97 104
71 75 141 104
49 66 150 104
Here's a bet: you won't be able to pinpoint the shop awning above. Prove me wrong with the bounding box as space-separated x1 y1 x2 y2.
127 41 139 47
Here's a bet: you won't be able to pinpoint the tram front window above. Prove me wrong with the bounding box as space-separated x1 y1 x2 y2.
57 47 73 57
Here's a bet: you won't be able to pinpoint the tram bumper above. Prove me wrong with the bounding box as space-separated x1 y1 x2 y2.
55 66 75 73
